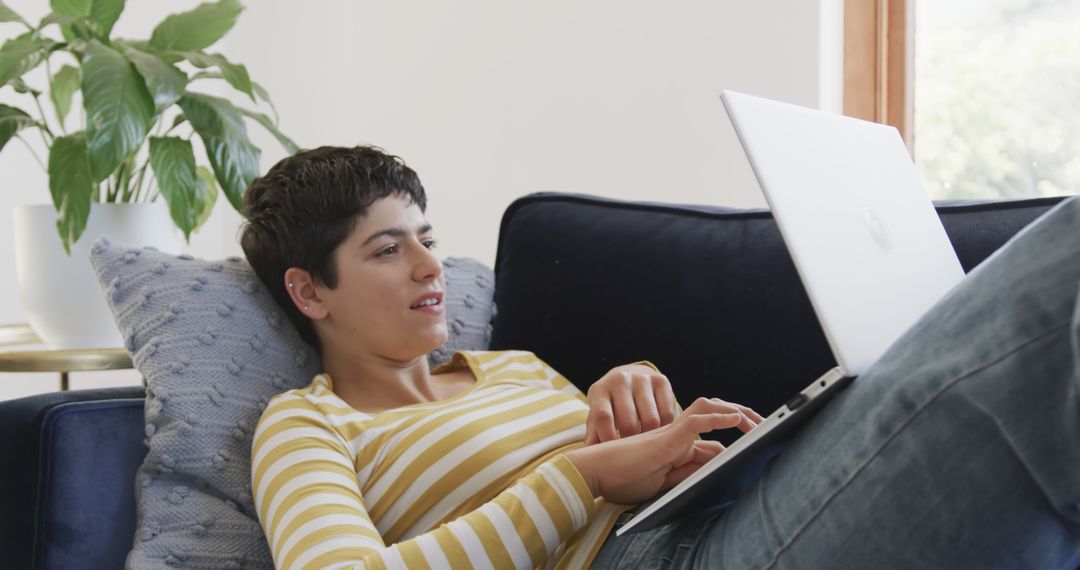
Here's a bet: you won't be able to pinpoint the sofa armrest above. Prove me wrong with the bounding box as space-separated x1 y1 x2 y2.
0 386 146 570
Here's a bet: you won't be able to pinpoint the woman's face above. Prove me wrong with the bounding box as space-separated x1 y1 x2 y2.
314 194 447 362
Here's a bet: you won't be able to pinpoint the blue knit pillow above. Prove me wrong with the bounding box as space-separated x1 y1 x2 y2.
89 236 495 569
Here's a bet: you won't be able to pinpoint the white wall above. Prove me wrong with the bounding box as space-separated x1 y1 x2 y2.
226 0 845 265
0 0 842 399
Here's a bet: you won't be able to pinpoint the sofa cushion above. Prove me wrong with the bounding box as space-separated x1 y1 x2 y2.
89 237 494 569
0 387 145 570
489 192 1065 443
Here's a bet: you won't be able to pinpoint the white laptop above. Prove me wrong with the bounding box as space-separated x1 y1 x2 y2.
617 90 966 535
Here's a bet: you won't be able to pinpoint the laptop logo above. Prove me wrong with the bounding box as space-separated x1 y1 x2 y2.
863 206 893 252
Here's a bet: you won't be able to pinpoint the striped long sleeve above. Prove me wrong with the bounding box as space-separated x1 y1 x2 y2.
251 350 631 570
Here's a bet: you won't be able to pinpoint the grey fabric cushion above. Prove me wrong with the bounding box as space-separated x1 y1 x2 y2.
429 256 498 368
89 236 495 569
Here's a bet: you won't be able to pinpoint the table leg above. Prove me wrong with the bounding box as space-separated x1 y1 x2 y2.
60 371 69 391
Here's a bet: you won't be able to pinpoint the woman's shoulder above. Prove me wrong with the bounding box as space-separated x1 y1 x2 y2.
256 373 359 431
265 373 332 405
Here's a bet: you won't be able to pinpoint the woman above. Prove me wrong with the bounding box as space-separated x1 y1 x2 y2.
241 145 1080 569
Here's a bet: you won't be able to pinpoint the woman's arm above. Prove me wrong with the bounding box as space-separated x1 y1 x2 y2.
251 394 597 570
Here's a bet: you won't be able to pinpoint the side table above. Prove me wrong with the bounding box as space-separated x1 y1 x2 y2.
0 324 133 391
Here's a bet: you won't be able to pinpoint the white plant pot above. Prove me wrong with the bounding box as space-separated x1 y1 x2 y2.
13 202 183 349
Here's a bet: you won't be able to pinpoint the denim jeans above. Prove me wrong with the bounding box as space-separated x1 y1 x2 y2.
592 197 1080 569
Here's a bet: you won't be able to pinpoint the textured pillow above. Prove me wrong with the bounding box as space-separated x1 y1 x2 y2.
89 236 495 569
428 256 498 367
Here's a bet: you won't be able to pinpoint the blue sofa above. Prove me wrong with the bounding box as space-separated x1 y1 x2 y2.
0 192 1065 569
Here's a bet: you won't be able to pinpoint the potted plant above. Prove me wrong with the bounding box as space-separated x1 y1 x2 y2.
0 0 297 348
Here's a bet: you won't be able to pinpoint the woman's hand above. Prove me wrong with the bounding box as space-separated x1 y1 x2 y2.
566 397 762 505
584 363 679 444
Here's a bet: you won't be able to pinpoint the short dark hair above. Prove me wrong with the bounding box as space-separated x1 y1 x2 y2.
240 145 427 353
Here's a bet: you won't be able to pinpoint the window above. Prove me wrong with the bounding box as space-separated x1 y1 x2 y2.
915 0 1080 199
845 0 1080 200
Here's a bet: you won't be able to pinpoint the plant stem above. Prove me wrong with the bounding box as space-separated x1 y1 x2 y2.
43 58 67 136
31 94 54 145
117 160 132 202
132 160 151 202
109 166 124 203
15 133 47 172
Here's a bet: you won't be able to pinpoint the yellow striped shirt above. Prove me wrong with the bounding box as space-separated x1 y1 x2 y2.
251 350 634 569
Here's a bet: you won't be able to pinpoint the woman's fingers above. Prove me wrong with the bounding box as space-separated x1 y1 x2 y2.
652 375 678 426
683 397 744 418
678 410 745 439
610 385 641 437
685 397 760 433
740 405 765 425
587 396 619 443
673 397 767 439
719 399 764 426
732 410 758 433
586 365 680 443
691 439 726 463
584 422 598 446
632 377 663 432
586 371 761 446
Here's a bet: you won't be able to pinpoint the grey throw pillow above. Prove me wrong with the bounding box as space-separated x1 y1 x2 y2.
89 236 495 569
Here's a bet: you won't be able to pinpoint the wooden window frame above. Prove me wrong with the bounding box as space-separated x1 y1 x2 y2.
844 0 914 153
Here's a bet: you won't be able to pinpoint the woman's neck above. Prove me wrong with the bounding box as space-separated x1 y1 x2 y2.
321 347 441 412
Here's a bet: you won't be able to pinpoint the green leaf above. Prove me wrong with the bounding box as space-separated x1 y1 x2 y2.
49 0 86 42
50 1 91 41
50 0 123 36
88 0 122 36
82 39 155 181
60 22 77 42
177 92 259 212
38 11 74 28
149 0 243 52
149 136 201 240
50 0 90 18
194 165 217 228
10 76 41 96
250 80 280 124
114 39 183 64
0 1 28 25
0 32 57 87
71 18 104 41
124 47 186 113
65 37 88 55
252 81 269 102
240 108 297 154
48 132 94 254
0 103 35 152
49 64 79 125
177 50 253 101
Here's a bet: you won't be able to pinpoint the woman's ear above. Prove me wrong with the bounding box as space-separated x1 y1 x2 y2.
283 267 329 320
